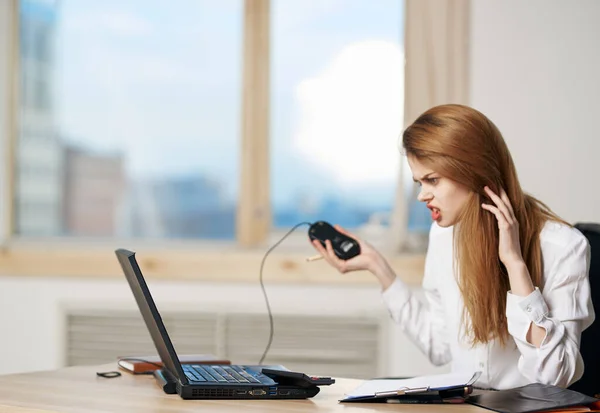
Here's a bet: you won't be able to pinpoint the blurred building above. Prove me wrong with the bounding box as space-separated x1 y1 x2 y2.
63 146 125 236
125 175 235 239
16 0 64 235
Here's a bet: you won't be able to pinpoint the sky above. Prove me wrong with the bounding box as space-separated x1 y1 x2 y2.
51 0 405 209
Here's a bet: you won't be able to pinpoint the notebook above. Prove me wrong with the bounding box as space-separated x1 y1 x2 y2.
117 353 230 374
115 248 321 400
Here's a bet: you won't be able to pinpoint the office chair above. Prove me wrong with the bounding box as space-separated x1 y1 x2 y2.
568 223 599 398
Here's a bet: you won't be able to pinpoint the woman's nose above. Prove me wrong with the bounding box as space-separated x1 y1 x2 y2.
417 187 432 203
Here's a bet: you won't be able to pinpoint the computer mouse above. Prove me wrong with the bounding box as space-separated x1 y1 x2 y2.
308 221 361 260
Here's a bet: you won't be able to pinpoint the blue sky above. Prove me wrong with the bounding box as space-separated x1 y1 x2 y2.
51 0 405 209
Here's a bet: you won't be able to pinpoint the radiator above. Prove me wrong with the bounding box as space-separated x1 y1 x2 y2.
66 309 382 379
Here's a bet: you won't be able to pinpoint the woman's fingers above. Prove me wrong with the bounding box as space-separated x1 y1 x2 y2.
481 203 509 229
334 224 358 239
499 188 515 217
484 186 513 224
311 239 327 255
311 240 346 272
325 240 348 272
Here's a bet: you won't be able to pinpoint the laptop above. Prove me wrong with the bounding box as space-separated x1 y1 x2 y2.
115 248 321 400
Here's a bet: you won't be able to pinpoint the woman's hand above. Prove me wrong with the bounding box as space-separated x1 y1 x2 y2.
311 225 382 273
481 186 525 271
310 224 398 290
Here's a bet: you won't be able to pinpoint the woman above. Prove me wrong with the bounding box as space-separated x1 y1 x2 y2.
312 104 594 390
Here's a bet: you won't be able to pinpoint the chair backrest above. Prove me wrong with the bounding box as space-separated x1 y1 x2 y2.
568 223 600 397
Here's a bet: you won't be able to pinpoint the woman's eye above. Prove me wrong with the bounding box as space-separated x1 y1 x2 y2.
426 177 439 184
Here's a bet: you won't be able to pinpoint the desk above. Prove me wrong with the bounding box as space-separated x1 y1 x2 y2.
0 364 483 413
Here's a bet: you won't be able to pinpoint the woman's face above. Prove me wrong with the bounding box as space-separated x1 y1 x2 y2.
407 155 472 227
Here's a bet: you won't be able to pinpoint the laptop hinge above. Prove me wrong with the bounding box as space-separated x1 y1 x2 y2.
153 368 178 394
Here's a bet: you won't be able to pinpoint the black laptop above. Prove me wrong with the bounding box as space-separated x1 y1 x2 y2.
115 248 321 400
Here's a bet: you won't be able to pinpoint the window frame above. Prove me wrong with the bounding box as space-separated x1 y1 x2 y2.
0 0 424 284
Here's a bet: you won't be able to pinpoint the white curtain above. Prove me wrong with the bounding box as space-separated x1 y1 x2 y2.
389 0 470 252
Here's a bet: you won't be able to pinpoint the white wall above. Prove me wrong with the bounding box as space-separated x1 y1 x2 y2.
470 0 600 224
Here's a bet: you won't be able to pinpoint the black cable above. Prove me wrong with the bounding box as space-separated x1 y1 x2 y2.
258 221 312 365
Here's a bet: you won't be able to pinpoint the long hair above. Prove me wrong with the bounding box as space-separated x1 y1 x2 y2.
402 104 567 345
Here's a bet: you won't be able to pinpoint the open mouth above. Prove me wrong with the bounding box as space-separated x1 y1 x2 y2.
428 206 441 221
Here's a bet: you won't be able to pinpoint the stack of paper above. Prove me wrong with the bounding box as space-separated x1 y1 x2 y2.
343 371 479 400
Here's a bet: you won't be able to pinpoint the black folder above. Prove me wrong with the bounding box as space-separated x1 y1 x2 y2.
467 383 599 413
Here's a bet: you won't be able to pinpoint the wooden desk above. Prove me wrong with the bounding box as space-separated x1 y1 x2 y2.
0 364 482 413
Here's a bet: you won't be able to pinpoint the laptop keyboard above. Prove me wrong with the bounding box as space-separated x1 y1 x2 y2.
183 365 263 384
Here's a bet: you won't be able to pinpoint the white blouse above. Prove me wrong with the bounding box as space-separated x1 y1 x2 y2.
382 221 595 390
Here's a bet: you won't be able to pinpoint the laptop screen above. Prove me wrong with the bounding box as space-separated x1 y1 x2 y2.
115 248 188 383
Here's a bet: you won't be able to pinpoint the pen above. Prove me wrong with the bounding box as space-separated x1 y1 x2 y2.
375 386 429 397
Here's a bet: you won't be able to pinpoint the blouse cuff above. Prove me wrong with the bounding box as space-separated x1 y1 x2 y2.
506 287 549 343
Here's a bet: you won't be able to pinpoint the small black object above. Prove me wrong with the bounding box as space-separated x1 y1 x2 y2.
261 368 335 388
96 371 121 378
308 221 361 260
153 369 178 394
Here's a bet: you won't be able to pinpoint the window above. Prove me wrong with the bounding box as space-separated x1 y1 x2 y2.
17 0 242 239
2 0 428 281
271 0 404 232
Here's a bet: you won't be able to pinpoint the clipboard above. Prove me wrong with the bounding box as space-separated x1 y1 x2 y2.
340 371 481 404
